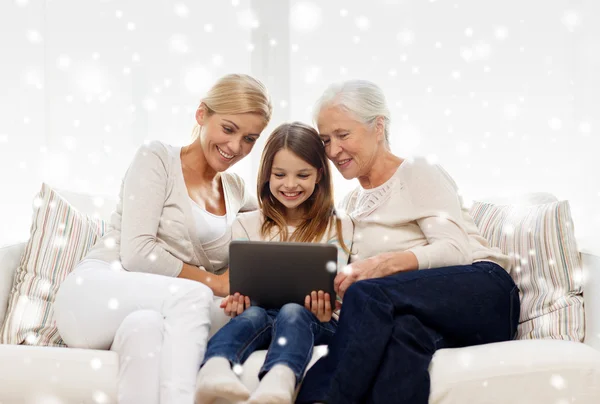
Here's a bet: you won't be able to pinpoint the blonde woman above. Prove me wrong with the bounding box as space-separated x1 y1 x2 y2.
53 74 272 404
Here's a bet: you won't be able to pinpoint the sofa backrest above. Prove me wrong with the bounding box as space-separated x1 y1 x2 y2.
0 188 117 324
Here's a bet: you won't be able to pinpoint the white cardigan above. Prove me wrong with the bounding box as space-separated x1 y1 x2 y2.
85 141 256 276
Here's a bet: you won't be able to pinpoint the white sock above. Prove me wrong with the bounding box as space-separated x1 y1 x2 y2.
195 357 251 404
247 364 297 404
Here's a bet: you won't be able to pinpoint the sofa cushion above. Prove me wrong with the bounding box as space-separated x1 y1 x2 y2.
221 340 600 404
429 340 600 403
0 184 107 347
470 200 584 341
0 344 117 404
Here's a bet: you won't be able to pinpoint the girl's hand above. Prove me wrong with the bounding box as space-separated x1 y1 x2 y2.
220 293 251 317
305 290 332 322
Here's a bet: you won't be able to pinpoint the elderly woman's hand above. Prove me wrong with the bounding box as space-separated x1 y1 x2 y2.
334 251 419 298
334 256 385 298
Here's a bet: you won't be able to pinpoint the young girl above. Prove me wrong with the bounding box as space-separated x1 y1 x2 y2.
195 122 353 404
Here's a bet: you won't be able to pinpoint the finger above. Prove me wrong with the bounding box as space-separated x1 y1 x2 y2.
334 273 346 294
317 290 325 315
324 293 332 314
304 295 311 311
237 295 245 315
219 295 229 309
225 297 233 316
335 300 342 311
311 291 318 313
245 296 251 309
230 298 239 317
338 277 355 299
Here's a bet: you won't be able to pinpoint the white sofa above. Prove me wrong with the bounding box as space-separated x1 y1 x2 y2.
1 189 600 404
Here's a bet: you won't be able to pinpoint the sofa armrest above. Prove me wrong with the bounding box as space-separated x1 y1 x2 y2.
0 242 27 322
583 245 600 350
209 297 230 339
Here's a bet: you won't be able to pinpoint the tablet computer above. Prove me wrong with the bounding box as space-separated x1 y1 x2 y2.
229 240 338 309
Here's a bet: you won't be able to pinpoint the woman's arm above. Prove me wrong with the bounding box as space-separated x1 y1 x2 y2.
178 263 229 297
119 143 184 276
335 161 473 296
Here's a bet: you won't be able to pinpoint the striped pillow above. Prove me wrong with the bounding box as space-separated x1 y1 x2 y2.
0 183 106 346
470 200 584 341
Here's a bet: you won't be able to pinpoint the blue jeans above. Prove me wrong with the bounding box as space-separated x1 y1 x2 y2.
202 303 337 385
295 261 520 404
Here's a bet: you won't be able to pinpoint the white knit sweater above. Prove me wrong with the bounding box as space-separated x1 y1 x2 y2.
341 157 510 272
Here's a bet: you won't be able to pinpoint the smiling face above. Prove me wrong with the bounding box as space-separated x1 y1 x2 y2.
317 105 384 180
196 107 267 172
269 148 320 218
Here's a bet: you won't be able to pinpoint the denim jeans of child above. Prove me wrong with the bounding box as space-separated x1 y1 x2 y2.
202 303 338 386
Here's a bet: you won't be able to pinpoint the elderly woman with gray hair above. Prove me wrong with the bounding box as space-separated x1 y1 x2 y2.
295 80 520 404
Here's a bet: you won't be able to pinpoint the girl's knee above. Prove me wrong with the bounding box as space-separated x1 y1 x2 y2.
278 303 310 321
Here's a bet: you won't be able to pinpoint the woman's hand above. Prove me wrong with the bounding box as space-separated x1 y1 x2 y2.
305 290 332 322
334 252 418 298
220 292 251 317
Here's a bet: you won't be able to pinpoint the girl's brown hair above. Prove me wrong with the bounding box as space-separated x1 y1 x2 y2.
257 122 349 253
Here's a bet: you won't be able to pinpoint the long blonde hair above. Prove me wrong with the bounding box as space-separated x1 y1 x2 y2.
257 122 349 253
193 74 272 138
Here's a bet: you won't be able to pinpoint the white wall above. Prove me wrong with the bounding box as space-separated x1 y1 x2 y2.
1 0 598 246
289 0 600 244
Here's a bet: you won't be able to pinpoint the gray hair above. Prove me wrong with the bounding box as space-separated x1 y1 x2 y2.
313 80 391 146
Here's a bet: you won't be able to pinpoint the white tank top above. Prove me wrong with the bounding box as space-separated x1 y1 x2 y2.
189 198 228 244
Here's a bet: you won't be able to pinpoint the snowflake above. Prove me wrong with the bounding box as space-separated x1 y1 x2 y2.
169 34 189 53
355 16 370 31
212 54 223 66
110 261 123 272
396 30 415 45
143 98 157 111
342 265 353 275
326 261 337 273
27 30 43 44
16 0 29 6
25 333 38 344
277 337 287 346
116 10 123 19
562 10 581 32
237 9 260 29
184 66 213 95
174 3 189 18
340 9 348 17
457 352 471 368
93 391 109 404
550 374 566 390
57 55 71 70
90 358 102 370
494 26 509 40
232 364 244 375
204 24 213 33
108 298 119 310
503 224 515 235
290 2 322 33
465 27 473 37
579 122 592 135
548 117 562 131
